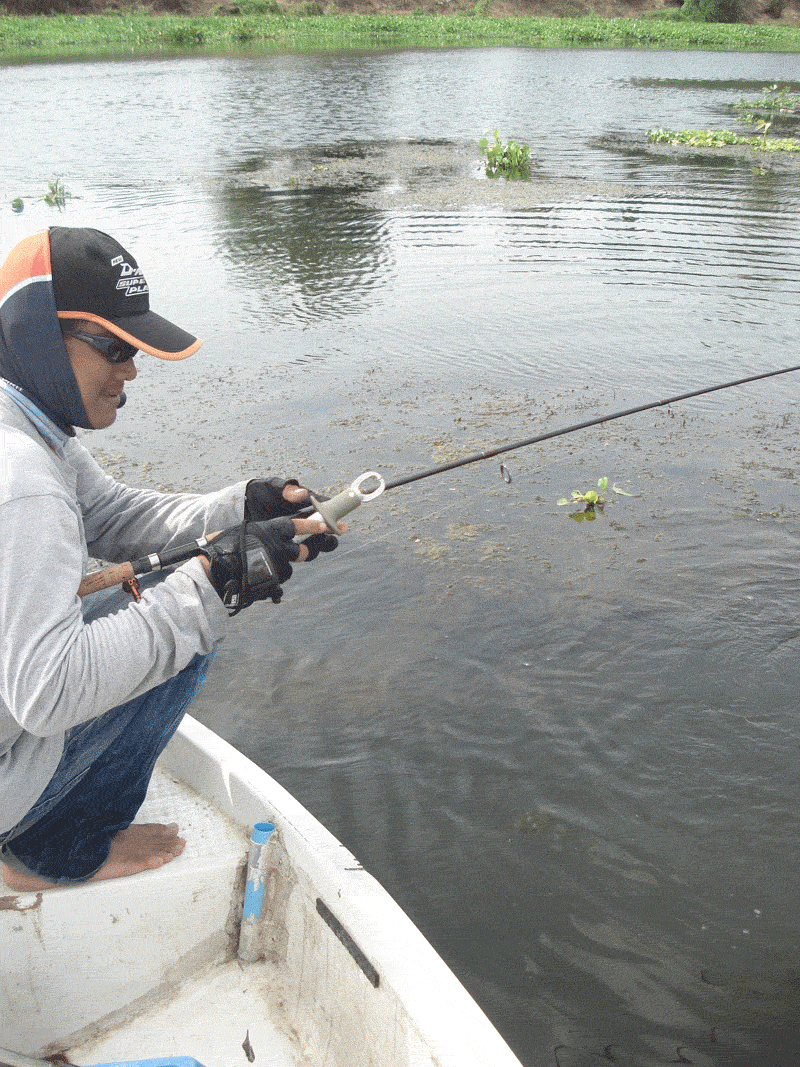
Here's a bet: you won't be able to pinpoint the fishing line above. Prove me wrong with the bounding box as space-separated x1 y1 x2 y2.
329 480 505 563
378 361 800 492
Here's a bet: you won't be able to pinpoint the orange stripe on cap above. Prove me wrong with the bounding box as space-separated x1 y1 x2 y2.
0 231 52 306
57 311 203 361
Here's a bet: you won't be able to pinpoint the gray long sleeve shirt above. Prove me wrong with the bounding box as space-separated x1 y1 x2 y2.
0 390 244 833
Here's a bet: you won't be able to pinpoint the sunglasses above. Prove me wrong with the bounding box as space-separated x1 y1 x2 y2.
62 329 138 365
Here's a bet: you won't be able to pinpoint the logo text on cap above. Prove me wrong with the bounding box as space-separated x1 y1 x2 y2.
114 259 149 298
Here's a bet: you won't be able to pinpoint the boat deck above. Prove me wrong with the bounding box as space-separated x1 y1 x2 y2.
72 954 299 1067
67 767 300 1067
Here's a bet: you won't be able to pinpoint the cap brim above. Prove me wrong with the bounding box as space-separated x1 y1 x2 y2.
58 309 201 361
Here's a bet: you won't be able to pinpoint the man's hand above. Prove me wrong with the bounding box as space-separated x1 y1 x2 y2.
200 514 339 614
245 478 312 521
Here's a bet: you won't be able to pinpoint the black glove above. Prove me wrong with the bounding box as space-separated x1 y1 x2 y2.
300 532 339 561
245 478 309 521
201 519 300 615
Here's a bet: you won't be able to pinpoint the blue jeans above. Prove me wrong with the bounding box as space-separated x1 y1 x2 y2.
0 578 215 883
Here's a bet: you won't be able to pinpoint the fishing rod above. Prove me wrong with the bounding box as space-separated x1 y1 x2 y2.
76 360 800 599
379 360 800 491
300 359 800 527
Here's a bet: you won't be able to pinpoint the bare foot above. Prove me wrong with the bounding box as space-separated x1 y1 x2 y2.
0 823 186 892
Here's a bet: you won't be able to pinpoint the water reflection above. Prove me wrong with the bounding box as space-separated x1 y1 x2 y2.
219 180 391 322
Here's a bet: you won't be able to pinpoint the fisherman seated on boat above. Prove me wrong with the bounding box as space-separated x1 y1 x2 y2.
0 227 338 892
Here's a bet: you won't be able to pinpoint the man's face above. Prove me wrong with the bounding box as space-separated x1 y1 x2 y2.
62 322 138 429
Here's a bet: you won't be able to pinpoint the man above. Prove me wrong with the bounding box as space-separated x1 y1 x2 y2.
0 226 336 890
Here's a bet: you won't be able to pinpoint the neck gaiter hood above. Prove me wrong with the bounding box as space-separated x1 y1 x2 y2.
0 230 90 435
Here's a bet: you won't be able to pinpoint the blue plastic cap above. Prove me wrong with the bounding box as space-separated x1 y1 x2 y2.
252 821 275 844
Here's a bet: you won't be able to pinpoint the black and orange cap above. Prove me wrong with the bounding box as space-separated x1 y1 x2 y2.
50 226 202 361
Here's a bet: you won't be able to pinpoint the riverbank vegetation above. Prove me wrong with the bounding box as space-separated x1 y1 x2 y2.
1 2 799 61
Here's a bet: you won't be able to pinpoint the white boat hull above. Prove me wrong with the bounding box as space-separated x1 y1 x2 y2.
2 716 524 1067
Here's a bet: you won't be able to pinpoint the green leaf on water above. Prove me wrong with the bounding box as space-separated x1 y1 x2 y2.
558 476 632 518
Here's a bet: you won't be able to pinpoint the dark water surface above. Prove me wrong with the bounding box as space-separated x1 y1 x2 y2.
3 46 800 1067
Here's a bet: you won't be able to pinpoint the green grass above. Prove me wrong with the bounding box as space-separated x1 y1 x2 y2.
0 10 799 61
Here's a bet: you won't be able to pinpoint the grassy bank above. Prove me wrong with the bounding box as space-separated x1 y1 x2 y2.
1 9 799 60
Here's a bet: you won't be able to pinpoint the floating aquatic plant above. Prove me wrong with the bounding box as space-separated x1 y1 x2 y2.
647 128 799 153
479 130 532 180
735 84 800 130
558 477 631 522
648 84 800 155
43 178 73 209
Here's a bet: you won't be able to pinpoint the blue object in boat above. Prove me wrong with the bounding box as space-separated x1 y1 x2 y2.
92 1059 207 1067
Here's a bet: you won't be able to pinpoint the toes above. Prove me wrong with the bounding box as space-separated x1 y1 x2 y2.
167 837 186 857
